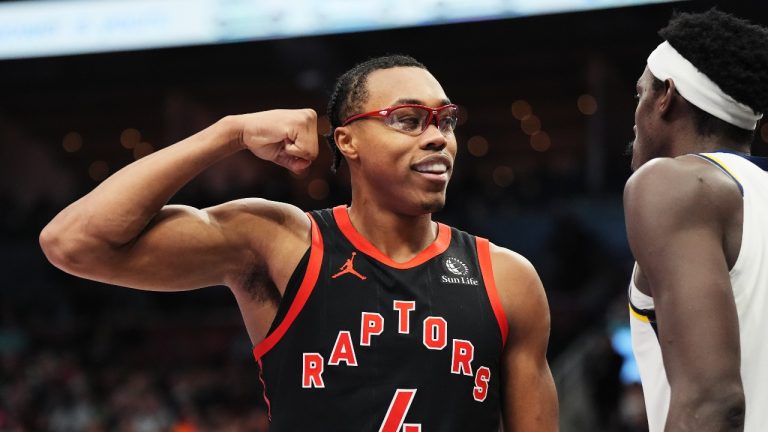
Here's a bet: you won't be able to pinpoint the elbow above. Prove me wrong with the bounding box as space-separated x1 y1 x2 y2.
716 391 746 430
39 222 72 269
39 221 91 273
708 392 745 430
669 385 744 430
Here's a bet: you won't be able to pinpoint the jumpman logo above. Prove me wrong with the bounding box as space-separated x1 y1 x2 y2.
332 251 367 280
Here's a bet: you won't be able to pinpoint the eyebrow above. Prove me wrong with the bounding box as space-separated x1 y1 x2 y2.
392 98 453 107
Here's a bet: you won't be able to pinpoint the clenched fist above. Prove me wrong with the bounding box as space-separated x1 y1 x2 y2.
233 109 319 174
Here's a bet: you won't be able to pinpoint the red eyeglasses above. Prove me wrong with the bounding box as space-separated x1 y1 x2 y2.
342 104 459 136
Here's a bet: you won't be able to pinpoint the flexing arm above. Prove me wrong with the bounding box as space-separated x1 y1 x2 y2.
491 245 559 431
624 157 745 431
40 109 319 292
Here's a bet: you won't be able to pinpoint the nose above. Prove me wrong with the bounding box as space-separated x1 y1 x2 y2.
420 123 448 151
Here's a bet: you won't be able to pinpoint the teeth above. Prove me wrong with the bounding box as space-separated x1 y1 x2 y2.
414 163 447 174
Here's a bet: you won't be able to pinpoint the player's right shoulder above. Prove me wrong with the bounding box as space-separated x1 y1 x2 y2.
204 198 312 249
203 198 314 295
205 198 309 228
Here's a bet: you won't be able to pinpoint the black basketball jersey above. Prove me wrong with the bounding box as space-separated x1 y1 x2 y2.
253 206 508 431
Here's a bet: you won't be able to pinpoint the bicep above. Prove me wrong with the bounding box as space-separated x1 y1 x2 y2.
491 248 558 431
66 204 245 291
73 199 308 292
113 204 250 290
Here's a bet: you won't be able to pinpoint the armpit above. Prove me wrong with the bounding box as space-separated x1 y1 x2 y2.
239 263 281 305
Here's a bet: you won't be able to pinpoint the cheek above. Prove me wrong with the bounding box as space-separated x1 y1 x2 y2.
360 141 411 173
447 136 458 157
634 100 651 132
635 98 648 121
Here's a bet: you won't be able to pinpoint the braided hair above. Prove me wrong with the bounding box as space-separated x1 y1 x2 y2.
325 55 426 172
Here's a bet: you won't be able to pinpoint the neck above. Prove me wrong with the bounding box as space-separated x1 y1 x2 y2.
347 195 437 264
668 119 752 157
679 134 751 156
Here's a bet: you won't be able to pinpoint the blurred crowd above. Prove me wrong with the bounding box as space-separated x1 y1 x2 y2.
0 303 269 432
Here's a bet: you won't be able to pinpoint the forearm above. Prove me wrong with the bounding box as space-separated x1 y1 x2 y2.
42 116 242 250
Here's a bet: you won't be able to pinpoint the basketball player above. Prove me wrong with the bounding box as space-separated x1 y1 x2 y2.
40 55 558 430
625 10 768 432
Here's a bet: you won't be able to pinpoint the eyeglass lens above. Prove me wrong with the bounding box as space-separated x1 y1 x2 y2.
384 106 458 135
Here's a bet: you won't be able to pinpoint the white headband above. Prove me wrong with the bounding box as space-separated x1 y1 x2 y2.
647 41 762 130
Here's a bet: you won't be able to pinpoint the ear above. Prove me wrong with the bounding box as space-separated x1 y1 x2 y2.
658 78 677 117
334 126 359 162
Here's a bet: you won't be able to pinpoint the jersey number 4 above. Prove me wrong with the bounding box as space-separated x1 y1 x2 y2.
379 389 421 432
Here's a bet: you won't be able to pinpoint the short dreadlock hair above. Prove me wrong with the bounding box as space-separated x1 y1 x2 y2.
652 9 768 144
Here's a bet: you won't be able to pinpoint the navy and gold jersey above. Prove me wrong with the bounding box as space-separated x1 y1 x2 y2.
253 206 508 431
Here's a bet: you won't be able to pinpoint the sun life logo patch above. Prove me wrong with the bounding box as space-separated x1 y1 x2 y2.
444 257 469 276
442 257 478 285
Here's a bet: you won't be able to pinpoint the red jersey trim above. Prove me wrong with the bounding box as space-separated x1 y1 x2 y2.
256 358 272 421
332 205 451 269
476 237 509 347
253 212 324 360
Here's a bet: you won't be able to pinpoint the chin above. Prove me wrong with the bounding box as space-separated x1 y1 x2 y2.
418 197 446 213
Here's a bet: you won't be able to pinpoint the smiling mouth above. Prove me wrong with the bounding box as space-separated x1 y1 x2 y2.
412 161 449 175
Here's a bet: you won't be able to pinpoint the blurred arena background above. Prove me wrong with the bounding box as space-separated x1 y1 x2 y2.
1 0 767 430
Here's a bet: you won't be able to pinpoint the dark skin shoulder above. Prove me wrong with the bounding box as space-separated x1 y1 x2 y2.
624 155 745 431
